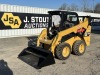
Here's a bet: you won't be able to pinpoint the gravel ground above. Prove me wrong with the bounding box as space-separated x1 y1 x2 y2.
0 32 100 75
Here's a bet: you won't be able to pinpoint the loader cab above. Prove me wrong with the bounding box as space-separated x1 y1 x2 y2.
48 11 79 39
48 11 79 30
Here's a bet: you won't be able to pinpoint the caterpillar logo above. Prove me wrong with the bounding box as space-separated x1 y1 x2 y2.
1 13 22 28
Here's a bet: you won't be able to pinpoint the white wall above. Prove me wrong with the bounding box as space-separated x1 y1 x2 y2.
0 4 53 14
75 11 100 18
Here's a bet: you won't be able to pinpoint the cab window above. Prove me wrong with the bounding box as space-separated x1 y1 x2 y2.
67 15 78 23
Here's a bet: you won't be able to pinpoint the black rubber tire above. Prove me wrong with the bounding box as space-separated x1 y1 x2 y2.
72 40 86 56
55 43 71 60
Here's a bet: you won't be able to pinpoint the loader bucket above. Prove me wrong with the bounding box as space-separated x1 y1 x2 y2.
18 47 55 69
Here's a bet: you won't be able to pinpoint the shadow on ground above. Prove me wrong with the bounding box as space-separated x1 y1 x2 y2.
27 36 38 46
0 60 13 75
92 30 100 34
27 36 38 41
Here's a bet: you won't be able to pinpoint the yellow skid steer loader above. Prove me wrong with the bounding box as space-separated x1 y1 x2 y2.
18 11 91 69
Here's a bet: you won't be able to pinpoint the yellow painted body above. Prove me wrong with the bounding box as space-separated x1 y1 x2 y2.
37 18 91 56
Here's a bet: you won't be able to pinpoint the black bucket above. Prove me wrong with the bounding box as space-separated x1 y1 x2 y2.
18 47 55 69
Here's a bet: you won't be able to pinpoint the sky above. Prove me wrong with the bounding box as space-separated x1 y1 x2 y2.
0 0 100 9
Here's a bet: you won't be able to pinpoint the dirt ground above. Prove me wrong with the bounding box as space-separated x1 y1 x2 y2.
0 31 100 75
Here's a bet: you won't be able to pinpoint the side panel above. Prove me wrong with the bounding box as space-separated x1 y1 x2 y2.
83 26 91 46
65 36 81 49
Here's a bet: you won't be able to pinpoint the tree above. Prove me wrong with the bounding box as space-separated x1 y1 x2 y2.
59 3 68 10
69 4 79 11
59 3 79 11
80 0 93 12
94 3 100 13
81 0 89 11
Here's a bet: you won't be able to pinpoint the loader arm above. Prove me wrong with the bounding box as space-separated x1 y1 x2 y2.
37 29 47 46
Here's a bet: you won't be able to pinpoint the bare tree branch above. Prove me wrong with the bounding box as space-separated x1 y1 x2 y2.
94 3 100 13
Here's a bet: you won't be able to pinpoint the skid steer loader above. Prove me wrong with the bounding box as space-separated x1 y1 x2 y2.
18 11 91 69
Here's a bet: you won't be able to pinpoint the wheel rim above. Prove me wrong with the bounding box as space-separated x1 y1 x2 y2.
62 47 70 57
79 43 85 53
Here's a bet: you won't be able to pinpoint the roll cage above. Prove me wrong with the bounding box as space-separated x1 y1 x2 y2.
48 11 79 31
